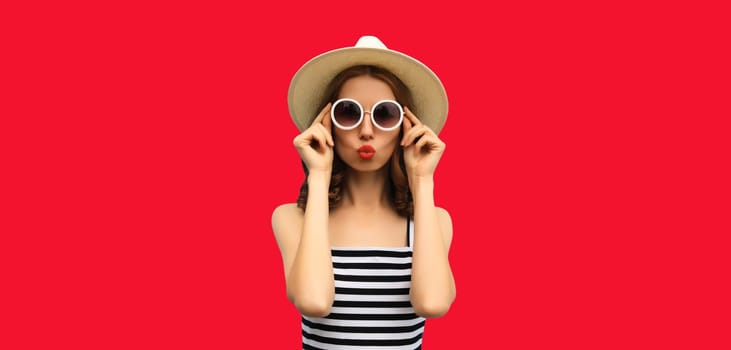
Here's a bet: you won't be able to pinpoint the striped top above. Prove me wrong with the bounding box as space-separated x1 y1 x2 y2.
302 219 425 350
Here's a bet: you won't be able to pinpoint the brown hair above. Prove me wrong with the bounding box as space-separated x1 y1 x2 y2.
296 65 414 217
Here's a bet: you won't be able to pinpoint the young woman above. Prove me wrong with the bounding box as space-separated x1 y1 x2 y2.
273 36 455 349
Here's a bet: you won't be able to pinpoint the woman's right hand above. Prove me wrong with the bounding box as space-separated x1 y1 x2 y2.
293 103 334 174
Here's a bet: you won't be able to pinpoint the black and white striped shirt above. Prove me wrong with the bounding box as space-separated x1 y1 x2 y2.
302 219 424 350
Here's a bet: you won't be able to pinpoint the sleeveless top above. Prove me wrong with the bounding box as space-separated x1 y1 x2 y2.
301 219 425 350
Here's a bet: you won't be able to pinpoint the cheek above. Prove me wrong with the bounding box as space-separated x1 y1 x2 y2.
331 128 344 144
380 134 401 155
332 131 352 157
334 142 347 160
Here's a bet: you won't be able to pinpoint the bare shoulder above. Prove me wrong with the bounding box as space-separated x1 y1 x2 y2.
435 207 454 248
271 203 304 241
272 203 303 223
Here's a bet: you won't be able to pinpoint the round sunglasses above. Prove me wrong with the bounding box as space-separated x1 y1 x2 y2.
330 98 404 131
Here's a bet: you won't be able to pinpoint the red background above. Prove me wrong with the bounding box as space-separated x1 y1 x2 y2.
2 1 729 349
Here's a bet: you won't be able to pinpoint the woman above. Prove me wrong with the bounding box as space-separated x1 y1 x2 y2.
273 36 455 349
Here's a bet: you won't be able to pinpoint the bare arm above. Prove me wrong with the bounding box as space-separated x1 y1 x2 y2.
400 106 456 318
272 176 334 317
409 179 456 318
272 105 335 317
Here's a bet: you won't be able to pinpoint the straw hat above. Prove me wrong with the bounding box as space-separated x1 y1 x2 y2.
287 35 448 134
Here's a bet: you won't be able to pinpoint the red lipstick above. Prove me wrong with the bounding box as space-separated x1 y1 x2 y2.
357 145 375 160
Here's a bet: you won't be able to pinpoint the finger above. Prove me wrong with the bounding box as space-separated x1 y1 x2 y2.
414 137 424 155
402 125 426 147
316 123 334 147
404 106 423 126
402 125 421 147
311 103 332 127
319 105 334 147
293 134 303 147
414 134 439 155
322 103 332 130
293 129 314 148
410 123 438 148
310 130 328 153
400 116 412 146
414 135 431 150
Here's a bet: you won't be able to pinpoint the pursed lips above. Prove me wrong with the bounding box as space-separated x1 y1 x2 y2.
357 145 375 160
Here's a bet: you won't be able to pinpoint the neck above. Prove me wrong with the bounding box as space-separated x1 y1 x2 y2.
341 166 392 210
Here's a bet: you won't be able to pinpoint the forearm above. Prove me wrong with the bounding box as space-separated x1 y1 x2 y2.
409 176 455 317
288 171 335 316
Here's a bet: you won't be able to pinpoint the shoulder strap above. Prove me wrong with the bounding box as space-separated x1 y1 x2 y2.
407 217 414 248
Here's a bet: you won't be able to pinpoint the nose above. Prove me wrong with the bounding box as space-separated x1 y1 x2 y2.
358 111 375 140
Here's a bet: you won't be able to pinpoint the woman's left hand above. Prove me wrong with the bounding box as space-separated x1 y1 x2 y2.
401 106 446 179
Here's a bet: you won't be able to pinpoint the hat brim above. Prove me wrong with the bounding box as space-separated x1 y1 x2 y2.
288 47 448 134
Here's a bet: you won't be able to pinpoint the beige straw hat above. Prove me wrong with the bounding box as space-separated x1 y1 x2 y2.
287 35 448 134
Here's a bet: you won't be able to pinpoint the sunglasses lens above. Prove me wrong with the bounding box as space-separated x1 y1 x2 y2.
333 100 362 127
373 101 402 129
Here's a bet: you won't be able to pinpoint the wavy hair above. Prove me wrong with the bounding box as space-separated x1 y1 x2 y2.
296 65 414 217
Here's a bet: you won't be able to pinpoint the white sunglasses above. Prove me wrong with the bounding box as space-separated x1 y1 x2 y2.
330 98 404 131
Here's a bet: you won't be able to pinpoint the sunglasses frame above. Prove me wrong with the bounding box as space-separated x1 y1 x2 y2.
330 98 404 132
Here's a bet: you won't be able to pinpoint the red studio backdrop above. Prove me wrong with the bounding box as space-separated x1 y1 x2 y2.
2 1 729 349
